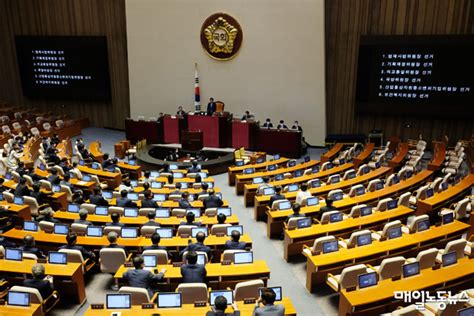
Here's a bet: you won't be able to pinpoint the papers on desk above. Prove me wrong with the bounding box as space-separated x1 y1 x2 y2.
77 181 88 186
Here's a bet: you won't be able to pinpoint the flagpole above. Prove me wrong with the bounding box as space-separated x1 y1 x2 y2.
194 63 201 112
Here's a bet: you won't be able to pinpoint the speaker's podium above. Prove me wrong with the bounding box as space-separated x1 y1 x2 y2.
163 115 187 144
232 119 258 149
181 130 203 151
187 114 229 148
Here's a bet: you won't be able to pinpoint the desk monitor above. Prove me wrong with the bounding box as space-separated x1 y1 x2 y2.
143 255 157 267
150 171 160 178
155 208 170 218
95 206 108 216
234 251 253 264
392 175 400 184
0 193 3 201
297 217 312 229
274 174 284 181
262 187 275 196
173 172 184 179
387 226 402 239
87 226 103 237
157 292 182 308
329 212 343 223
226 225 243 236
155 228 173 238
91 163 101 170
339 158 346 165
5 248 22 261
312 165 320 173
78 160 85 166
458 306 474 316
375 162 381 169
425 188 434 198
258 287 282 301
374 182 384 190
124 208 138 217
169 164 178 170
13 196 24 205
217 207 232 217
252 177 263 185
128 160 136 166
54 224 69 235
442 212 454 225
454 175 461 184
304 156 310 163
442 251 457 267
387 200 398 210
416 219 430 232
267 164 277 171
346 171 356 179
186 208 200 218
278 201 291 210
355 187 365 196
356 233 372 246
306 197 318 206
23 220 38 232
294 170 303 177
326 163 333 169
405 170 413 179
121 227 138 238
82 174 92 182
273 154 280 160
358 272 378 289
67 203 80 213
153 194 166 202
48 251 67 264
191 227 208 238
322 240 339 254
7 291 30 307
402 262 420 278
330 175 340 184
209 290 233 306
332 192 343 201
52 185 61 192
360 206 372 217
235 160 244 166
106 294 131 309
39 163 46 171
310 179 321 188
441 182 448 191
197 172 208 179
180 182 189 189
130 180 138 188
287 184 299 192
361 166 370 174
4 173 12 180
256 157 265 164
127 192 139 201
151 181 162 189
243 168 254 175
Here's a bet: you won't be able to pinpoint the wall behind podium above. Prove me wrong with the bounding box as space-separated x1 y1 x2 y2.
126 0 326 145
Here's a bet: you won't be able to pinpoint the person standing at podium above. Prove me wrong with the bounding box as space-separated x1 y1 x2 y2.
241 110 252 121
176 106 186 116
207 97 216 116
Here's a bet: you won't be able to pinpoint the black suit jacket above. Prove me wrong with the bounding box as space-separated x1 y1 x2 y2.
262 122 273 128
20 245 45 259
89 194 109 206
59 244 93 259
143 220 160 227
180 263 207 283
203 195 223 209
206 102 216 115
143 245 167 251
206 311 240 316
178 199 192 209
141 199 159 208
14 184 31 197
179 242 211 258
224 240 246 250
47 175 60 185
269 194 286 206
116 198 137 208
23 279 53 299
31 191 49 205
73 219 92 226
123 268 164 296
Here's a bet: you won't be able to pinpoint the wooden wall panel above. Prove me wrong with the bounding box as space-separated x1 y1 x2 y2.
325 0 474 145
0 0 129 129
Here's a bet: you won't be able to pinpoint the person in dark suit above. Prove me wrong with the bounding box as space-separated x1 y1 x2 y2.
241 111 252 121
103 231 128 255
269 186 285 206
74 209 92 226
141 190 159 208
206 97 216 116
123 256 166 297
14 178 31 197
89 188 109 206
178 192 192 209
0 236 16 248
105 213 125 227
291 120 303 132
225 230 246 250
20 235 45 259
206 295 240 316
36 208 60 224
187 161 201 174
195 182 209 199
286 203 305 224
59 157 72 174
23 264 54 299
216 213 227 224
59 233 94 260
179 232 211 259
262 118 273 129
169 182 182 196
143 233 167 251
116 190 137 208
203 189 223 209
318 197 337 221
30 183 51 205
277 120 288 130
176 106 186 116
180 251 207 283
179 212 201 227
253 288 285 316
47 169 60 185
143 210 160 227
141 171 153 184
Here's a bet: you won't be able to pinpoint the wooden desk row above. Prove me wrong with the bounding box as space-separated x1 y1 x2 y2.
105 198 229 209
321 143 344 163
427 141 446 171
228 157 290 186
3 180 68 210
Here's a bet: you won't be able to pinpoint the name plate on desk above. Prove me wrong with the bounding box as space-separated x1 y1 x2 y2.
142 303 154 309
215 233 225 237
180 234 190 238
243 298 256 304
173 262 183 268
91 304 104 309
194 301 207 307
221 260 231 265
37 258 47 264
124 262 133 267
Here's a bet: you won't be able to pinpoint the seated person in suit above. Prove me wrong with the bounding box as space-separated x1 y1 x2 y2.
14 178 31 197
188 161 201 174
20 235 45 259
36 207 60 224
225 230 246 250
141 190 159 208
89 187 109 206
47 169 60 185
106 212 125 227
253 287 284 316
116 189 137 208
123 256 166 297
262 118 273 129
286 203 305 224
277 120 288 130
195 182 209 199
118 180 134 193
59 157 72 174
74 209 92 226
241 110 252 121
101 153 113 170
170 182 182 196
216 213 226 224
0 236 16 248
60 173 81 194
77 143 94 162
139 182 151 193
206 295 240 316
318 197 337 221
30 182 52 205
143 232 167 251
23 264 54 300
180 251 207 283
203 189 223 209
291 120 303 132
269 186 285 205
143 210 160 227
141 171 152 184
256 177 272 196
179 232 211 259
180 212 201 227
103 231 128 255
176 106 186 116
295 183 312 205
178 192 193 209
59 233 94 260
206 97 216 116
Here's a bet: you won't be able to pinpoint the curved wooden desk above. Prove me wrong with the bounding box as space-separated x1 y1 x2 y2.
228 157 290 185
321 143 344 163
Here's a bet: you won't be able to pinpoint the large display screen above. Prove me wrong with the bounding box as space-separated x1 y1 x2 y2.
355 35 474 117
15 36 111 101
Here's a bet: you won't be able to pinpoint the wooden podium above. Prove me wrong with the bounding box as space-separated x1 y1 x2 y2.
181 130 203 151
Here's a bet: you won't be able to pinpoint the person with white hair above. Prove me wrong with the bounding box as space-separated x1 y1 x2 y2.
23 263 54 299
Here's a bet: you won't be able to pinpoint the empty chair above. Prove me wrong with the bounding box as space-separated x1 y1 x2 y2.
30 127 40 136
176 283 208 304
171 208 186 217
140 226 159 238
397 167 411 180
375 198 394 212
342 169 356 181
177 225 197 237
1 125 11 134
326 264 368 292
12 122 21 131
367 179 383 192
119 286 152 305
340 230 372 248
286 217 304 230
452 198 471 219
210 224 231 235
405 214 430 233
234 279 264 301
23 196 47 217
320 162 332 171
138 208 156 217
398 192 411 207
348 184 365 197
356 164 370 176
327 189 343 201
2 191 14 203
103 226 122 235
55 120 64 128
409 185 430 204
58 249 94 273
204 208 218 217
405 248 439 270
80 203 96 214
39 179 52 191
142 249 169 265
348 204 370 218
436 239 467 262
9 285 59 314
327 175 341 184
42 122 52 132
169 194 182 201
99 248 128 273
385 174 399 187
271 199 291 211
39 221 54 233
71 223 88 236
370 256 405 280
368 154 384 169
372 220 403 241
108 206 124 216
60 185 73 202
374 141 390 155
303 235 338 256
320 210 345 225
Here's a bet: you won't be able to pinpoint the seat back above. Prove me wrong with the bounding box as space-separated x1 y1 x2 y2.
442 239 467 259
80 203 96 214
58 249 84 264
348 204 369 218
233 279 264 301
339 264 367 289
357 164 369 176
215 101 225 113
312 235 337 253
142 249 168 265
221 250 243 262
375 198 393 212
118 286 150 305
378 256 405 280
347 230 372 248
138 208 156 217
23 196 40 217
327 189 343 200
55 120 64 128
204 208 217 217
39 221 54 233
176 283 208 304
60 185 73 202
327 175 341 184
108 206 124 216
169 194 182 201
367 179 383 192
321 210 341 225
99 248 127 273
3 192 14 203
172 209 186 217
348 184 364 197
140 226 158 238
177 225 197 237
71 223 88 236
286 217 302 230
39 180 52 191
210 224 231 235
454 198 470 219
271 199 290 211
398 192 411 207
380 220 402 240
10 286 43 303
407 214 429 232
416 248 439 270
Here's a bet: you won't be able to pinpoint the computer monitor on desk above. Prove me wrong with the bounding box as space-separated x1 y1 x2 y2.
157 293 182 308
358 272 378 289
209 290 233 305
5 248 22 261
226 225 243 236
442 251 457 267
155 228 173 238
24 221 38 232
277 201 291 210
87 226 103 237
356 233 372 246
402 262 420 278
234 251 253 264
106 294 131 309
7 291 30 307
322 240 339 254
155 208 170 218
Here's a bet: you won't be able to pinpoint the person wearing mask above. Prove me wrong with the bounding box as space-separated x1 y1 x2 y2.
291 120 303 132
14 178 31 197
179 232 211 259
206 97 217 116
59 233 94 260
269 186 285 206
203 189 223 209
285 203 305 224
180 251 207 283
318 197 337 221
143 211 160 227
277 120 288 130
206 295 240 316
178 192 193 209
116 190 137 208
74 209 92 226
103 231 128 255
141 190 159 208
224 230 246 250
295 183 312 205
23 264 55 300
262 118 273 129
253 288 285 316
20 235 45 259
123 256 166 297
36 208 60 224
106 213 125 227
241 110 252 121
143 233 167 251
89 188 109 206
